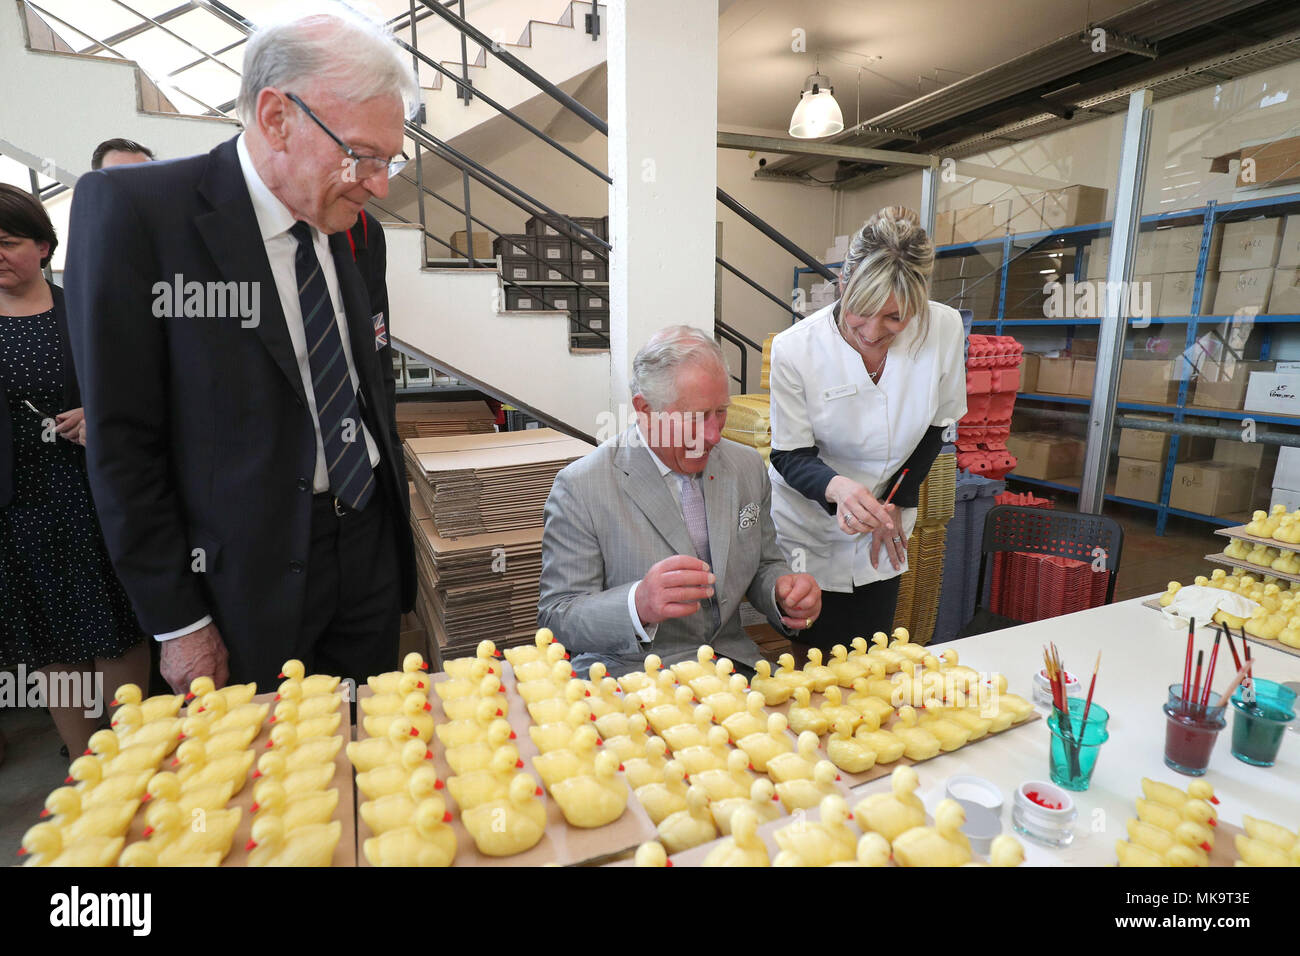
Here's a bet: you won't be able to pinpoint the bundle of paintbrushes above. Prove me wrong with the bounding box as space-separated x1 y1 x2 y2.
1043 642 1100 780
1175 619 1254 718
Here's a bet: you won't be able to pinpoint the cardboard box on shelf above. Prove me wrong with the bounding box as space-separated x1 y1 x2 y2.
1157 272 1199 316
1277 215 1300 269
1152 224 1217 274
1270 267 1300 314
1211 268 1273 315
451 230 493 259
1118 358 1179 405
1243 372 1300 417
1019 353 1041 393
1041 185 1108 230
1214 436 1277 471
1191 359 1273 410
1276 446 1300 490
1086 232 1160 279
1114 457 1163 503
952 205 998 244
1209 135 1300 191
1006 433 1084 480
1218 218 1285 272
1169 461 1256 516
932 211 955 246
1069 359 1097 397
1034 356 1074 394
1116 415 1215 462
1006 193 1047 234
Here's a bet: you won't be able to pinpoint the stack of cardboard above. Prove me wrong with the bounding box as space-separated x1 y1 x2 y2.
404 429 594 539
722 395 772 463
892 451 958 644
956 334 1021 479
760 333 775 389
395 400 496 440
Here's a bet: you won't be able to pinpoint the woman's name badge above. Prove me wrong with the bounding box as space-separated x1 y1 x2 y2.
822 384 858 401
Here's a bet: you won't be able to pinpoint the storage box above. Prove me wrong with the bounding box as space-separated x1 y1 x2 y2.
1086 233 1158 278
504 287 545 311
1006 193 1047 235
572 310 609 334
1192 360 1273 410
404 360 433 387
1269 267 1300 314
525 214 566 238
932 210 955 246
1114 457 1163 503
537 237 571 262
1118 359 1178 405
1019 353 1041 393
493 234 534 258
1169 461 1256 516
1244 372 1300 417
1069 359 1096 397
573 241 607 263
1115 415 1213 462
1275 446 1300 489
1277 214 1300 269
1209 135 1300 190
451 230 492 259
1041 185 1107 230
1211 268 1273 315
1006 433 1084 480
1271 486 1300 513
573 261 609 283
1157 272 1198 317
1034 357 1074 394
1214 436 1275 470
1151 224 1216 274
1218 219 1284 271
952 205 997 244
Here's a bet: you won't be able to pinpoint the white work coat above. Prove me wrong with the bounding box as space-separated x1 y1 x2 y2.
767 300 968 593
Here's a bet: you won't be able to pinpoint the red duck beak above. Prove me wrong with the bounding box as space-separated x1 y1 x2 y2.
141 793 152 802
185 692 195 701
83 749 92 756
1201 842 1211 852
252 769 262 778
1208 819 1217 827
534 786 544 796
409 728 419 737
177 732 185 740
39 809 50 818
277 671 285 679
269 716 277 723
665 859 673 867
618 764 625 771
434 779 443 789
419 663 428 670
110 699 119 707
423 703 432 712
142 827 154 838
64 776 74 784
265 740 274 748
508 731 516 739
443 811 453 822
171 758 181 767
245 839 257 851
273 695 281 702
425 750 434 760
772 794 780 801
17 848 27 856
110 721 118 728
1210 796 1220 805
515 759 524 769
250 803 260 813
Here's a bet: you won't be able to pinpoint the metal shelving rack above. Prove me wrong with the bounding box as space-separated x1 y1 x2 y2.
792 192 1300 534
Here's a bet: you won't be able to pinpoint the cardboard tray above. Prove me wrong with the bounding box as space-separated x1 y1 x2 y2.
1141 598 1300 660
1205 552 1300 586
355 661 656 867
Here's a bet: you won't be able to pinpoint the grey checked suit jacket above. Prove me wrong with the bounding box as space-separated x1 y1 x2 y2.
538 427 792 677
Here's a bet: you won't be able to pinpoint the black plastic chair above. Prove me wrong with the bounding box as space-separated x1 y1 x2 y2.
957 505 1124 638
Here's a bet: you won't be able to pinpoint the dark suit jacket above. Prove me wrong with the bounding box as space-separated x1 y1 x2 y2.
63 136 415 683
0 283 80 508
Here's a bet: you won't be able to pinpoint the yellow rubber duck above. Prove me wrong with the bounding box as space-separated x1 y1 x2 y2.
801 648 838 693
362 693 433 743
711 777 783 835
462 774 548 857
932 704 993 741
827 716 876 774
1125 818 1211 864
503 627 556 669
1245 605 1287 641
1265 503 1290 536
514 643 569 684
552 751 628 828
827 644 868 687
111 683 184 724
657 784 718 854
1116 839 1167 867
277 660 340 698
688 657 735 699
634 759 689 825
854 765 925 841
851 710 906 764
1224 538 1251 561
702 674 752 722
118 841 219 867
346 717 421 773
937 650 982 695
110 705 182 752
1244 509 1271 536
192 692 268 736
670 645 717 685
359 764 445 834
1235 834 1300 867
141 799 241 861
254 750 336 795
363 796 457 867
367 652 428 696
692 749 755 802
537 706 603 755
774 759 841 813
893 798 972 867
443 639 500 681
1246 543 1278 566
737 712 794 773
828 831 892 867
526 682 587 725
272 680 342 719
586 676 625 721
634 841 671 867
85 728 168 776
66 755 151 807
533 726 600 787
441 697 505 740
615 653 663 697
179 715 256 756
251 778 338 831
772 794 856 866
1139 778 1218 814
917 709 972 752
892 705 941 760
1242 815 1297 850
622 735 669 790
447 723 517 780
1206 568 1228 588
766 730 821 783
996 692 1036 723
446 746 524 810
889 627 928 662
1279 621 1300 649
661 703 716 752
788 687 830 736
1277 517 1300 544
19 822 122 867
353 739 437 800
172 738 255 793
594 696 648 740
849 666 898 711
360 674 427 716
722 691 768 742
1135 798 1216 848
750 659 793 706
265 724 343 770
676 725 737 777
246 813 341 867
185 675 257 709
866 632 905 673
702 805 770 867
145 770 233 813
41 787 137 842
272 700 343 742
646 685 699 736
773 653 817 695
820 685 862 729
437 664 499 703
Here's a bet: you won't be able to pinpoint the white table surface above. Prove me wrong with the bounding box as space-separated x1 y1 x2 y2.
844 595 1300 866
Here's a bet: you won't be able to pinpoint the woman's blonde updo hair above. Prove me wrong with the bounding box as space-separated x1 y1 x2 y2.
839 206 934 340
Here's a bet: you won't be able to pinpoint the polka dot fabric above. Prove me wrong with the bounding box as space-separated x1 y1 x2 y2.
0 309 142 669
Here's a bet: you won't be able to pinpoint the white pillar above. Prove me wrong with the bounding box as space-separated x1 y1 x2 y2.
606 0 718 412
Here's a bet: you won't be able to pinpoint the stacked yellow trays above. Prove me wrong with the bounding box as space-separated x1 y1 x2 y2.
722 394 772 463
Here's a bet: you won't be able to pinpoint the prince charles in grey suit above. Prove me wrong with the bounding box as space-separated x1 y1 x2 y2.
539 326 822 678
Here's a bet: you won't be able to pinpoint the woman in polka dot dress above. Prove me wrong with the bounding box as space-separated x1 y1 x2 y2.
0 185 146 759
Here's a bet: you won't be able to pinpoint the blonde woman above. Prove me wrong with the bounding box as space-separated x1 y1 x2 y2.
768 207 967 656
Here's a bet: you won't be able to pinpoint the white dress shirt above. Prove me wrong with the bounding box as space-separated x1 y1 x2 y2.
154 134 381 642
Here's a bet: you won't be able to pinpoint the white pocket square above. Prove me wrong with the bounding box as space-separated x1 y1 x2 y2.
738 502 758 530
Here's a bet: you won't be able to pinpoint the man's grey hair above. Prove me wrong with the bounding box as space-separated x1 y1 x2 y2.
631 325 729 409
236 2 421 127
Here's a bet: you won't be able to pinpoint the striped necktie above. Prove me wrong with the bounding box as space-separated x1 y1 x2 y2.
289 221 374 511
678 473 720 631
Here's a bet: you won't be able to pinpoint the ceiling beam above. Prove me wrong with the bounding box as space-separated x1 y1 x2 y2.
716 131 936 168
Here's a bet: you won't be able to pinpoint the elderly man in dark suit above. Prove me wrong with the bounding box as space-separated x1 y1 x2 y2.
539 325 822 678
63 8 417 691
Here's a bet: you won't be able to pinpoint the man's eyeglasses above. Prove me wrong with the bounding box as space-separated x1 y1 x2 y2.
286 92 409 181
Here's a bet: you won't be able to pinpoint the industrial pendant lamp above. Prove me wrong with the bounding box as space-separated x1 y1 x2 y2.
789 65 843 139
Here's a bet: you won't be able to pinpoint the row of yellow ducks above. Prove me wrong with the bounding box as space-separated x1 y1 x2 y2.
1234 815 1300 867
634 766 1025 867
1158 573 1300 647
1115 778 1221 867
1244 505 1300 543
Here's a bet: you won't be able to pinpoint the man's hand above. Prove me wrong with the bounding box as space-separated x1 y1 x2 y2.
635 555 715 626
826 475 895 538
868 503 908 570
54 407 86 446
159 622 229 695
776 573 821 631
